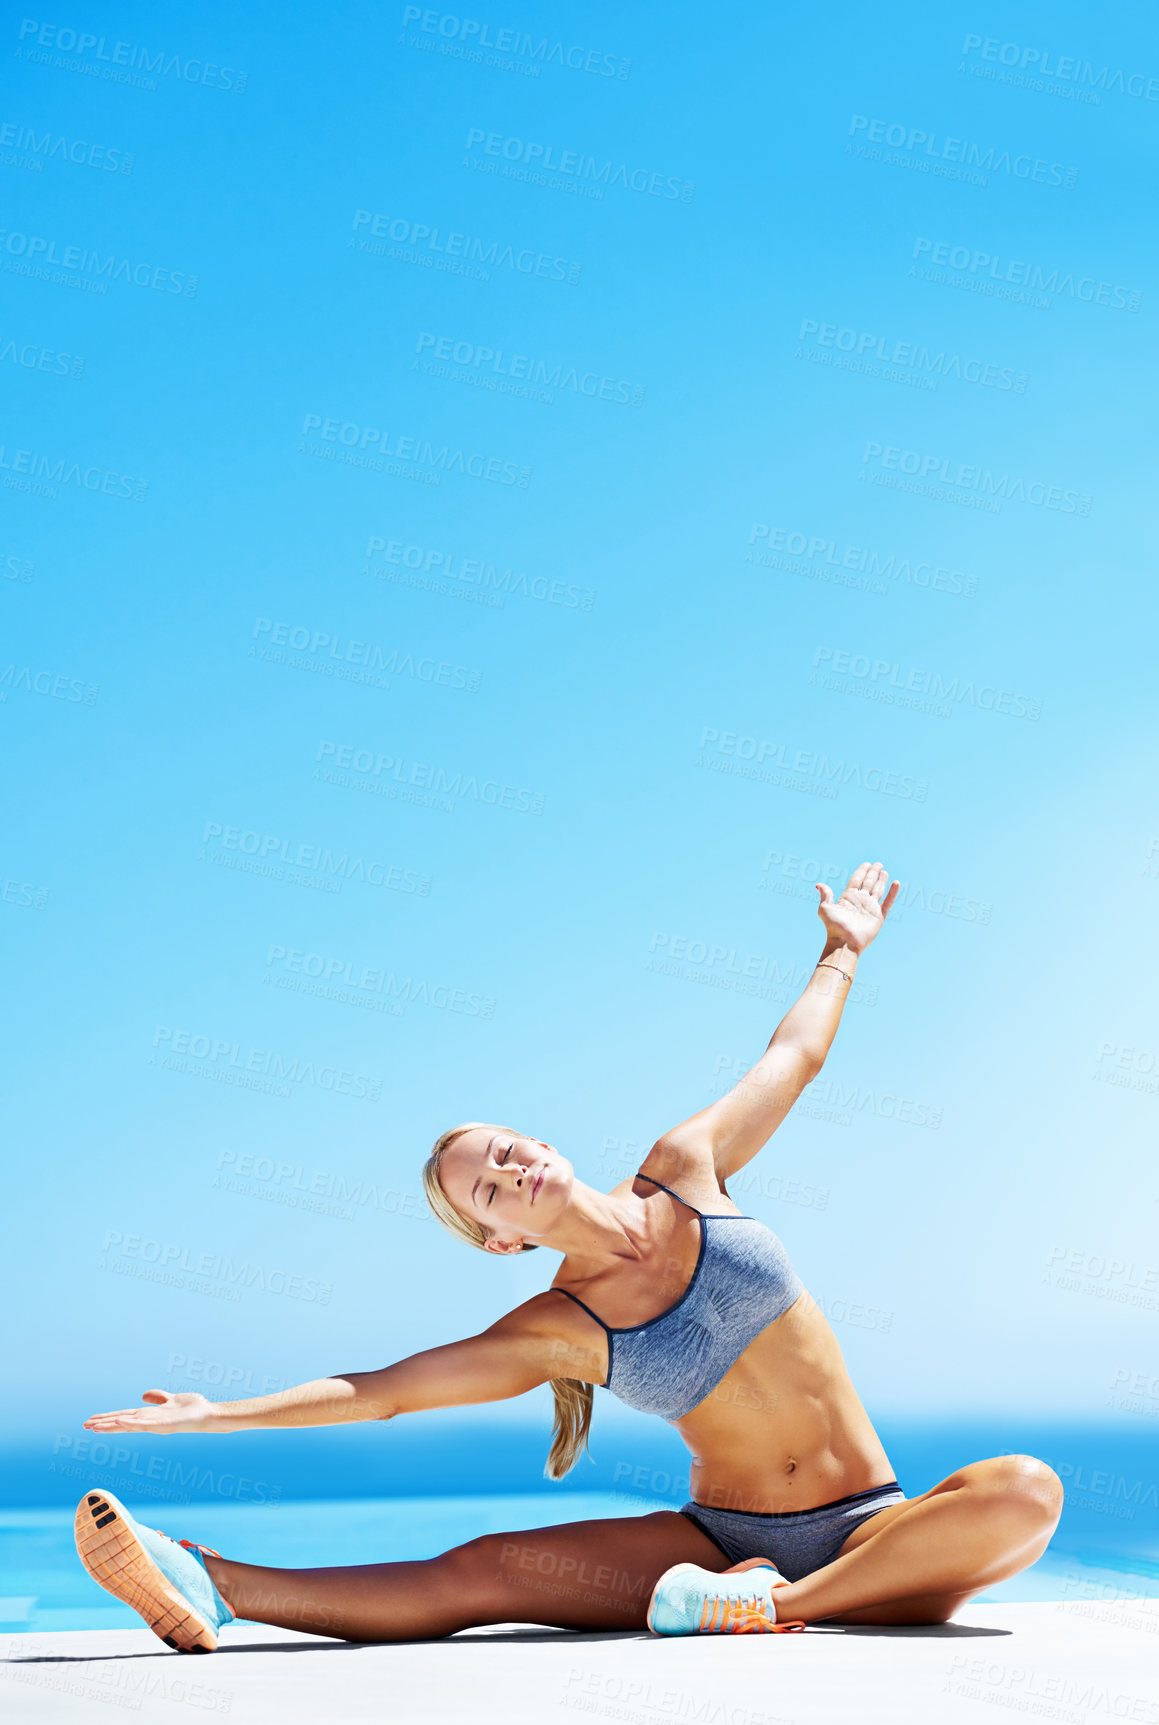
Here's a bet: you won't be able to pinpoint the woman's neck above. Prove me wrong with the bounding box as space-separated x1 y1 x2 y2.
534 1176 654 1272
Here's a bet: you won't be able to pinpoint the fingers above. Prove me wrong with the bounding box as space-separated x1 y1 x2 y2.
84 1413 154 1432
849 862 890 900
881 880 900 917
83 1392 170 1431
815 882 834 907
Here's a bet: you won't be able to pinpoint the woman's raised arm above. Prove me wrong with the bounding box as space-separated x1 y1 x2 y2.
81 1296 571 1437
658 861 898 1182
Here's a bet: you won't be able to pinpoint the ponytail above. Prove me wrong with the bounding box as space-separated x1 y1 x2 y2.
545 1377 595 1480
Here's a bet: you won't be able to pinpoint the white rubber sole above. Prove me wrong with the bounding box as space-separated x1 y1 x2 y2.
74 1489 220 1653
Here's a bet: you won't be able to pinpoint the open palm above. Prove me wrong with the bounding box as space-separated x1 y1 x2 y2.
815 861 898 954
83 1390 217 1436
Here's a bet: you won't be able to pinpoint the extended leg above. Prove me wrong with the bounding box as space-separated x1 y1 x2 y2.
759 1455 1063 1626
203 1510 732 1641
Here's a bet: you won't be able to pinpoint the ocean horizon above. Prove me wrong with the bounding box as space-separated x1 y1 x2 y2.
4 1418 1155 1632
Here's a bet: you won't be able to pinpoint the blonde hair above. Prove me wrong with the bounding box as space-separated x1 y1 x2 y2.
422 1122 594 1480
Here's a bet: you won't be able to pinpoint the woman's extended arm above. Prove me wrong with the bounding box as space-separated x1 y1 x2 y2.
659 861 898 1181
81 1297 570 1437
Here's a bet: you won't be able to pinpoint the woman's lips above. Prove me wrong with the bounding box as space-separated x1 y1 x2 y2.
532 1167 544 1201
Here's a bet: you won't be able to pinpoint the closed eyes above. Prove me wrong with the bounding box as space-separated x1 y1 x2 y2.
487 1144 512 1206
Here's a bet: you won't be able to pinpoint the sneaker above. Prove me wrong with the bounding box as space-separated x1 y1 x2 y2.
647 1561 805 1635
74 1489 236 1652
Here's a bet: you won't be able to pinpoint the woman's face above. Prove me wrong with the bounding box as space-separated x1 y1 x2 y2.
438 1127 574 1250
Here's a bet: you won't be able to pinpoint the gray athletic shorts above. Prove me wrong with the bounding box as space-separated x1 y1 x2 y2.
680 1481 905 1583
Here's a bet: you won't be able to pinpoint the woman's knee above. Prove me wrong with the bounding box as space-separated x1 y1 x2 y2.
960 1455 1064 1533
429 1532 520 1619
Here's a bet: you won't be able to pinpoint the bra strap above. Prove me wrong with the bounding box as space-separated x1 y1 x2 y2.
634 1170 705 1217
551 1286 612 1336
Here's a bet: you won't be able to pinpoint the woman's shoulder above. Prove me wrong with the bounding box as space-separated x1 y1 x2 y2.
633 1134 726 1207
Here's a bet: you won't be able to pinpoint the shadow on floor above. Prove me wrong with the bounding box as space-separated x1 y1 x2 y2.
7 1618 1012 1662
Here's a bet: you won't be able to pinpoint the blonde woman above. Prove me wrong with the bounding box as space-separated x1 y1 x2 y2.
76 862 1062 1650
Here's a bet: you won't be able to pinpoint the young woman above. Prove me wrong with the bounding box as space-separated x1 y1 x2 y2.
77 862 1062 1652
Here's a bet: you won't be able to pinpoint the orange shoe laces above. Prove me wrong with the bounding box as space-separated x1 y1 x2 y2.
698 1591 805 1634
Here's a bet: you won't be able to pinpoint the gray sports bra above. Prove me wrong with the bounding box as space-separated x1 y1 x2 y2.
552 1172 804 1421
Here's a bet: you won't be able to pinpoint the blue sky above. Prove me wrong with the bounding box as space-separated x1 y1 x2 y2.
3 0 1158 1473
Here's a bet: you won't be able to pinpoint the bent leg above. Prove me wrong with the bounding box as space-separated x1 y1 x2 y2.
204 1510 732 1641
764 1455 1063 1626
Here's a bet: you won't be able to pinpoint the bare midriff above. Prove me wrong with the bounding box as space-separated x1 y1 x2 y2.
672 1290 897 1514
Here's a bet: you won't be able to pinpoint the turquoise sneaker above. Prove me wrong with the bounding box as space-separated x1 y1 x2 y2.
74 1489 236 1652
647 1561 805 1635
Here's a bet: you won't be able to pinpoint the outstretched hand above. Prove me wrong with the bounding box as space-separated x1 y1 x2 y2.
815 861 899 954
83 1389 218 1436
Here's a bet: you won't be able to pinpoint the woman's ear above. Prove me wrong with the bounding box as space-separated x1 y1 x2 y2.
483 1236 524 1255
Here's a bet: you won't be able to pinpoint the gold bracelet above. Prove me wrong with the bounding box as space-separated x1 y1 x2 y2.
816 961 853 984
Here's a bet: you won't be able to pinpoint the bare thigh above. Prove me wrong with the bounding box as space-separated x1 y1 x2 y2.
439 1510 733 1633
